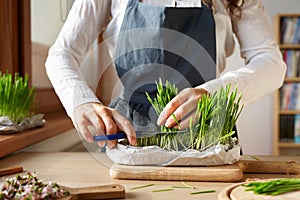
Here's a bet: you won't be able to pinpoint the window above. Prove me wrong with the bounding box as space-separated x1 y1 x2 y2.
0 0 64 113
0 0 74 158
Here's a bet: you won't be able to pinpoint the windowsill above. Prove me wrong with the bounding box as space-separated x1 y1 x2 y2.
0 109 73 158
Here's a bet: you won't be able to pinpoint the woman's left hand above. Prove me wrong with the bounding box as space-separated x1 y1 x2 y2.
157 87 209 129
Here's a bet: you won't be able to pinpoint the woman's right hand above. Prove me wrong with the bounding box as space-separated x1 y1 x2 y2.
73 102 137 148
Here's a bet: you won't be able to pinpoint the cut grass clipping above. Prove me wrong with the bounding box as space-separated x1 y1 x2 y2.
140 79 243 151
129 184 155 190
243 178 300 196
128 182 216 195
0 71 35 123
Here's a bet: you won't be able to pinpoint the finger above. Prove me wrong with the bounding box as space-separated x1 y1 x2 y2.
88 125 106 147
88 110 106 134
157 88 192 126
76 117 94 143
85 111 107 147
165 98 197 128
174 110 198 129
98 141 106 148
101 112 118 149
112 110 137 146
157 96 181 126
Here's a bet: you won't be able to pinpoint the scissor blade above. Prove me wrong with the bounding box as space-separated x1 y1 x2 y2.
93 132 127 141
136 130 187 138
93 130 187 141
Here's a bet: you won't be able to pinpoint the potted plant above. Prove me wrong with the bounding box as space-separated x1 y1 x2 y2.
0 71 45 133
107 78 244 166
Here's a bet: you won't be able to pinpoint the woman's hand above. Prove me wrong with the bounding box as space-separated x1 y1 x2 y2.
73 102 137 148
157 87 209 129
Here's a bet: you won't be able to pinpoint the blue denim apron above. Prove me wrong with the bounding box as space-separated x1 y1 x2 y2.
111 0 216 132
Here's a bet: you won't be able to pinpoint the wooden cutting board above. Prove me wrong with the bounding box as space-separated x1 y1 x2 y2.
110 164 243 182
60 184 125 200
218 181 300 200
109 158 300 182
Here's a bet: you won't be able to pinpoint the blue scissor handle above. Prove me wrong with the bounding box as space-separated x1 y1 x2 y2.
93 132 127 141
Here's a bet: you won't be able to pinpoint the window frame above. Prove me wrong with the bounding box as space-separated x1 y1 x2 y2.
0 0 73 159
0 0 63 113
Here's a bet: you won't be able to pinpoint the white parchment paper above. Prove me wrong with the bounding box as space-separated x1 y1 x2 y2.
106 142 240 166
0 114 45 134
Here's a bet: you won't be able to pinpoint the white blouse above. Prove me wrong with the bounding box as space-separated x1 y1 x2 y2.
45 0 286 120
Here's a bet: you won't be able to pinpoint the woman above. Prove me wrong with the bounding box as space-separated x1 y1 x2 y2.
45 0 286 148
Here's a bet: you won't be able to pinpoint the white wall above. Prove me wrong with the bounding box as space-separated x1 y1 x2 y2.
31 0 74 87
232 0 300 155
31 0 64 45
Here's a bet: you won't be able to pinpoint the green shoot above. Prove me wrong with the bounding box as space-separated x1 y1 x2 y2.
129 184 155 190
243 178 300 196
152 188 174 192
171 182 196 189
0 71 35 123
190 190 216 195
145 78 179 132
140 79 243 152
190 84 243 151
251 156 261 161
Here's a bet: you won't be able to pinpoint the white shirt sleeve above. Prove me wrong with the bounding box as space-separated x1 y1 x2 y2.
201 0 286 105
45 0 111 119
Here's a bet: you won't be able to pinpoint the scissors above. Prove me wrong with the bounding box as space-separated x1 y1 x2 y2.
93 130 187 141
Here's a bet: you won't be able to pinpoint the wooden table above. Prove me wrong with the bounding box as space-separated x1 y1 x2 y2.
0 152 299 200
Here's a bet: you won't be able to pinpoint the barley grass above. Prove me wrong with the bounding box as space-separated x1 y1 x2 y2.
0 71 35 123
139 79 243 152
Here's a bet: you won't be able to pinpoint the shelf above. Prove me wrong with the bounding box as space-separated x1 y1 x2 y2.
278 142 300 148
279 44 300 49
274 13 300 155
279 110 300 114
0 109 73 158
284 77 300 82
278 13 300 17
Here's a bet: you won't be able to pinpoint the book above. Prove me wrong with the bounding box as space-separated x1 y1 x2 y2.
280 82 300 110
282 50 300 78
293 17 300 44
280 115 295 143
281 17 300 44
280 83 292 110
294 114 300 143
